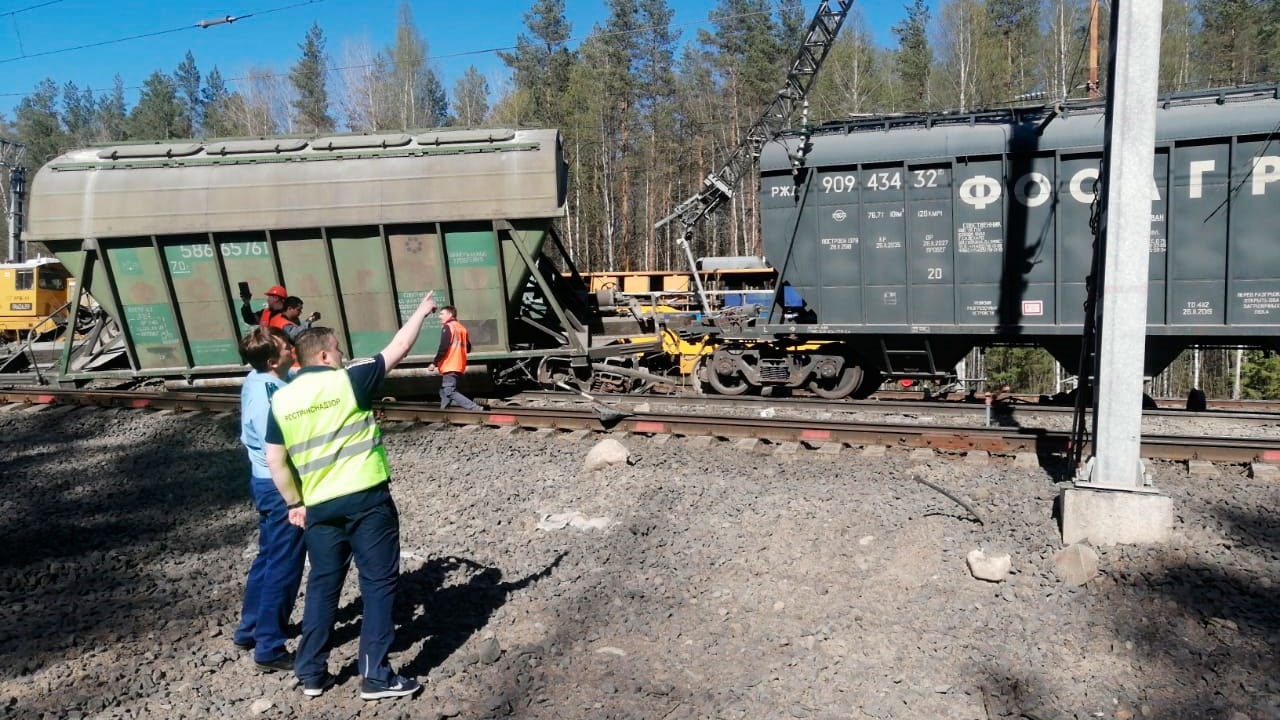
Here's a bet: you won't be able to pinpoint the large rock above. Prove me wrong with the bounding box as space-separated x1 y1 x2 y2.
1053 543 1100 586
584 439 630 471
966 549 1011 582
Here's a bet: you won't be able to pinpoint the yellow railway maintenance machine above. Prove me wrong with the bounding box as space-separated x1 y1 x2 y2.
0 256 71 341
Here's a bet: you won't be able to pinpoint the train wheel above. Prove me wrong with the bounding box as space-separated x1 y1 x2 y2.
807 365 862 399
706 365 750 396
850 370 884 399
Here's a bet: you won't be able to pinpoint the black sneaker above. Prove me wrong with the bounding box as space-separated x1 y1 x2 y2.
232 638 254 651
360 674 421 700
302 672 337 697
253 651 294 673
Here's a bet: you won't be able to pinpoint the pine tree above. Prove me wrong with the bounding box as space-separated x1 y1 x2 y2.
986 0 1041 101
1195 0 1267 85
128 71 184 140
201 68 236 137
498 0 574 125
893 0 933 109
636 0 679 268
290 23 335 133
450 66 490 126
62 82 98 146
14 78 66 166
174 51 202 136
97 76 129 142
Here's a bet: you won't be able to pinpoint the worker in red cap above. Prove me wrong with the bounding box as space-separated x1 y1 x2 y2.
241 284 289 327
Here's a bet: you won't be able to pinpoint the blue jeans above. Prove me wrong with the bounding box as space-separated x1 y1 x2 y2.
440 371 480 410
295 488 401 684
235 475 305 662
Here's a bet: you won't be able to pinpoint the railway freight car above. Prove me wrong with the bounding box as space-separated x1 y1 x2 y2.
16 128 676 390
698 85 1280 399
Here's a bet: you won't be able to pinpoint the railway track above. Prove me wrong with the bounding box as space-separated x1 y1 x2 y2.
4 387 1279 466
505 389 1280 427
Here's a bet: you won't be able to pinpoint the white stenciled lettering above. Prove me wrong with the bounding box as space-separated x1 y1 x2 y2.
1013 172 1051 208
1069 168 1099 204
1188 159 1215 199
958 175 1002 210
1252 156 1280 195
770 185 796 198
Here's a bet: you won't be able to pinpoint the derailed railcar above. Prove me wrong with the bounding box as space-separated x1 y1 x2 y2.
20 128 660 387
717 85 1280 397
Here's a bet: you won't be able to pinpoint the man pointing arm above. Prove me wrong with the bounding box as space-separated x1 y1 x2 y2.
263 290 436 700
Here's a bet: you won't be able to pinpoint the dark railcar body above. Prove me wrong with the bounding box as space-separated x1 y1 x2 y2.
756 87 1280 381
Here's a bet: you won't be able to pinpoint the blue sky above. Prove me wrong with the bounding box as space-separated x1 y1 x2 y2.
0 0 927 123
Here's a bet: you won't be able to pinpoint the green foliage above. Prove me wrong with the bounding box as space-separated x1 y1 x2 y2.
498 0 575 126
128 71 184 140
984 347 1059 394
62 82 98 146
290 23 335 133
1241 350 1280 399
97 76 129 142
173 51 202 137
14 79 66 167
893 0 933 108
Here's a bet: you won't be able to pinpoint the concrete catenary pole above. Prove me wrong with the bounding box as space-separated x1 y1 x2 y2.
1061 0 1173 545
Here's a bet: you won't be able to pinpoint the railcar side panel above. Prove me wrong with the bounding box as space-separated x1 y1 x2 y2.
24 129 570 380
756 88 1280 379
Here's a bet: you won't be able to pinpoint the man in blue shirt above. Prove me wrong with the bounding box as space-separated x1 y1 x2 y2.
233 326 306 673
264 291 437 700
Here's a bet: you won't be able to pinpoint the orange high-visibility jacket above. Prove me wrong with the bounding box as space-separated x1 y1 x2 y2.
438 320 470 374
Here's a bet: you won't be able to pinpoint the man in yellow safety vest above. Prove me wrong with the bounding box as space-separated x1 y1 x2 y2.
263 291 437 700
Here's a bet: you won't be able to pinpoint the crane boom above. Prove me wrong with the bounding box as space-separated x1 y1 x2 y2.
655 0 854 313
656 0 854 235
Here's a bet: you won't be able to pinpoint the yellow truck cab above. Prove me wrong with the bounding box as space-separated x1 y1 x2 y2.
0 257 71 341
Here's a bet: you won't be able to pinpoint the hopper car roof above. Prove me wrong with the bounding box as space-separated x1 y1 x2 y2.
761 87 1280 171
24 128 565 241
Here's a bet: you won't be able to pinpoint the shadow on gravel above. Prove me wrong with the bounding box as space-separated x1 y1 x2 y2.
965 507 1280 720
0 409 249 692
1105 506 1280 718
320 552 566 681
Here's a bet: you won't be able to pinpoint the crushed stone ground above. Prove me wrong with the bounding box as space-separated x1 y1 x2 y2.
1 403 1278 720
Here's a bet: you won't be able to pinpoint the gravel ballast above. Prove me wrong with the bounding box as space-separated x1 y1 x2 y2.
2 403 1278 720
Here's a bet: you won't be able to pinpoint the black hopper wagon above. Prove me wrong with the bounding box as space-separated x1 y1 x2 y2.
696 85 1280 399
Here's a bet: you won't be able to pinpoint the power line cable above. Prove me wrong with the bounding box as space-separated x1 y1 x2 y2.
0 1 797 99
0 0 330 65
0 0 62 17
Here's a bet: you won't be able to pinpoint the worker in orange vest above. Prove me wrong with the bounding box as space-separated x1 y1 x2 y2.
240 285 289 327
426 305 482 410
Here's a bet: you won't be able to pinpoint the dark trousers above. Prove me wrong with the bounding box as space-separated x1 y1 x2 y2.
295 493 401 684
235 475 306 662
440 371 480 410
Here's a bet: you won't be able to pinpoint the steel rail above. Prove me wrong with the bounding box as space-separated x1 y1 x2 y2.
3 388 1278 464
504 389 1280 425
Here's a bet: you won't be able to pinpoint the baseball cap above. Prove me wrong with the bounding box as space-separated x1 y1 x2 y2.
266 285 288 298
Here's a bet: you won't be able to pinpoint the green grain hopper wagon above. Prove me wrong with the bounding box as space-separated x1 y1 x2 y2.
22 128 667 388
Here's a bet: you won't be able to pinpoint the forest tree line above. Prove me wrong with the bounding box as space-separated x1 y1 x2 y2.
3 0 1280 397
4 0 1278 270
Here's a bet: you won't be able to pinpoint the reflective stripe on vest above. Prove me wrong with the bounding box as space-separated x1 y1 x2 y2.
269 368 390 506
439 320 469 374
